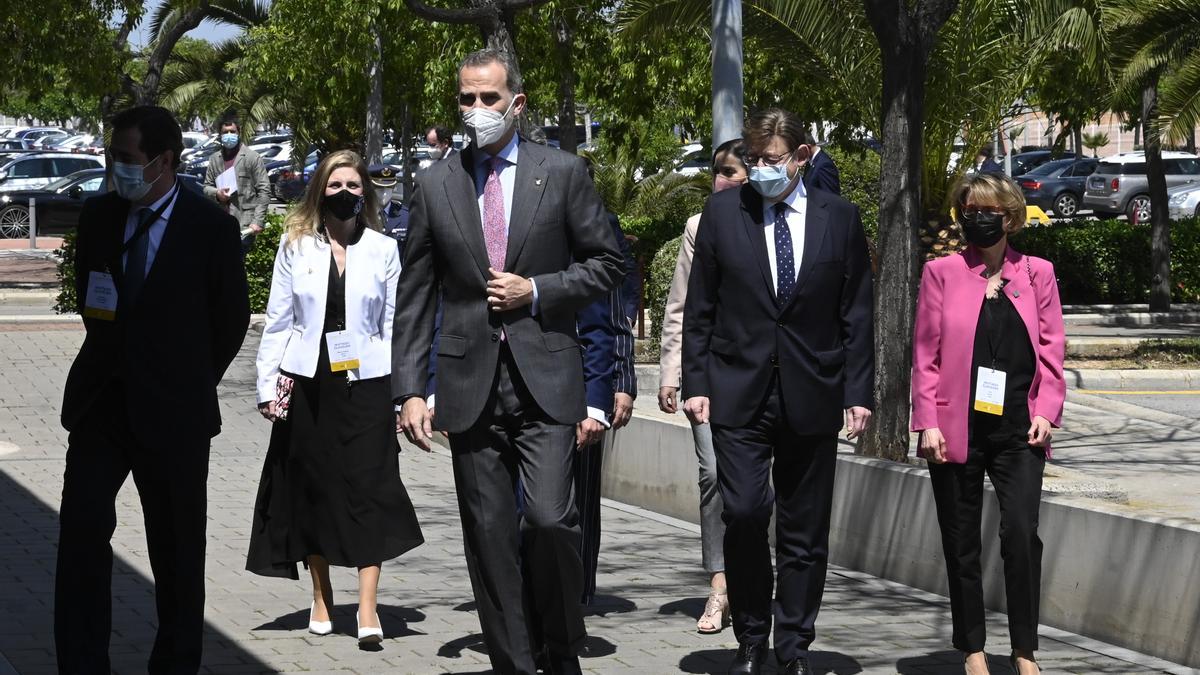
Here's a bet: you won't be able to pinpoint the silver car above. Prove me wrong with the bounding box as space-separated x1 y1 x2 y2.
1083 151 1200 222
1167 182 1200 220
0 154 105 192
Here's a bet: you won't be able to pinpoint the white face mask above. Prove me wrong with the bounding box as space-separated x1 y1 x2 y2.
112 154 164 202
462 96 518 148
376 187 394 206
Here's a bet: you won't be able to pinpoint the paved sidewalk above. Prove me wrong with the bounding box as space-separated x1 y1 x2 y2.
1 325 1196 674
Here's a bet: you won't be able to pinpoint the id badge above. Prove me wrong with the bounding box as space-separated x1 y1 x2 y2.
325 330 360 372
83 271 118 321
973 367 1006 415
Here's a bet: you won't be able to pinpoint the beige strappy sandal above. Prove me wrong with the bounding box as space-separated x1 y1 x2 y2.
696 588 730 634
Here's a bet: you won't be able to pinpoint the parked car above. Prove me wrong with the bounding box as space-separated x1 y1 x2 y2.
1009 150 1057 176
31 131 71 149
8 127 67 149
1167 182 1200 220
0 153 104 192
0 168 201 238
1083 151 1200 222
1015 157 1098 218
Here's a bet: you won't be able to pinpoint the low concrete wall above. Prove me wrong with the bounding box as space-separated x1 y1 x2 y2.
603 413 1200 667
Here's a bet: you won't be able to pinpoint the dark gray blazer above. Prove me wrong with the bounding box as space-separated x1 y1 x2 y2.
392 138 624 433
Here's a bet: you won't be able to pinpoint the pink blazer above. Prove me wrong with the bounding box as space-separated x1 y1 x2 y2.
910 246 1066 463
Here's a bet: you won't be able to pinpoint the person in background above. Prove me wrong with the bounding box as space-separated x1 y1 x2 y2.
658 137 747 634
368 163 411 256
911 173 1065 675
682 107 874 675
425 125 456 163
972 148 1005 175
203 114 270 255
802 133 840 195
247 150 423 646
56 105 249 675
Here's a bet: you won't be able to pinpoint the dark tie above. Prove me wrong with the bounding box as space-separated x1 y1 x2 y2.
774 203 795 303
123 207 154 303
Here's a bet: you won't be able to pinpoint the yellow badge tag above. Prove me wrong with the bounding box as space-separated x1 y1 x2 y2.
83 271 118 321
973 367 1006 415
325 330 360 372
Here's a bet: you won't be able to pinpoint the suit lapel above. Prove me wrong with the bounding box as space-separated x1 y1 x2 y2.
1003 249 1039 348
504 143 547 268
137 183 188 305
785 193 829 310
738 187 776 304
445 148 490 279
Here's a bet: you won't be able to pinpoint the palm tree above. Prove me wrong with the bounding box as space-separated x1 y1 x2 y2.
1083 130 1110 156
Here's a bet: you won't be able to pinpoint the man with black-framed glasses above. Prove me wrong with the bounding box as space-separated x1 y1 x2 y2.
682 107 874 675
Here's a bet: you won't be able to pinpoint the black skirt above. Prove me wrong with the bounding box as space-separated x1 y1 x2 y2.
246 256 423 579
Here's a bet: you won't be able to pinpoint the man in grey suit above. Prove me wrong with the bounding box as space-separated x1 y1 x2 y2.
394 48 623 675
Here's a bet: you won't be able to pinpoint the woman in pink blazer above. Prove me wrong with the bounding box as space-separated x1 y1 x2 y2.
911 173 1065 675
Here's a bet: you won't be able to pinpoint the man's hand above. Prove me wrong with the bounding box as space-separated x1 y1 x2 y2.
683 396 710 425
487 268 534 311
919 427 948 464
657 386 678 414
612 392 634 430
398 398 434 452
248 223 264 234
576 417 606 448
216 187 231 204
844 406 872 440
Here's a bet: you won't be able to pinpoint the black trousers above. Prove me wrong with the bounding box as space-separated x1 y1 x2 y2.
712 377 838 663
574 433 604 605
928 434 1045 653
448 349 585 675
55 383 210 675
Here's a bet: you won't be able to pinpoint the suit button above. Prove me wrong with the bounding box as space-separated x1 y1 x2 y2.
769 353 778 364
491 333 499 342
777 319 785 327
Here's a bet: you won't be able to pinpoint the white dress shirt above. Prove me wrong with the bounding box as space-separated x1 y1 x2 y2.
473 132 518 233
122 181 181 277
762 178 807 289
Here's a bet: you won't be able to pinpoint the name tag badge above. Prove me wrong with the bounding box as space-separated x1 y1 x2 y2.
973 367 1006 415
325 330 360 372
82 271 118 321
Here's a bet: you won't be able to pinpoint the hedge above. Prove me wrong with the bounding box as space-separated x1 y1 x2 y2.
55 212 287 314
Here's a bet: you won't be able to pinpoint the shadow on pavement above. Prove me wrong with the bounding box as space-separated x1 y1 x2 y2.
0 467 279 674
896 650 1012 674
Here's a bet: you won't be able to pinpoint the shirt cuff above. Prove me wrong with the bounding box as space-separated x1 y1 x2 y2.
530 278 539 316
586 406 611 428
427 394 436 410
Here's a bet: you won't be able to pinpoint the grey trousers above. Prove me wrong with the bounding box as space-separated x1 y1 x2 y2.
692 421 725 574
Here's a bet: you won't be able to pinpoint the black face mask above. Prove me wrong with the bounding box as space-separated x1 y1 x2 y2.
959 210 1006 248
325 189 363 221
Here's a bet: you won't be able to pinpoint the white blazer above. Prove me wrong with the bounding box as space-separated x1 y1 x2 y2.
256 228 400 403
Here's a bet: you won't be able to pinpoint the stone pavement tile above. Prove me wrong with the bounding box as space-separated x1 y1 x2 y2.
1 328 1197 674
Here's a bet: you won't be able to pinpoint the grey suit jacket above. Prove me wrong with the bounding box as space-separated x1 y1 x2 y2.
392 138 624 433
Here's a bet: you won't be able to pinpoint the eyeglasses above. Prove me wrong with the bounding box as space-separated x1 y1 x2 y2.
960 205 1005 217
744 152 792 167
458 92 505 106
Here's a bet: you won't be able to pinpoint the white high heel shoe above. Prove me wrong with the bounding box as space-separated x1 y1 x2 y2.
357 610 383 644
308 602 332 636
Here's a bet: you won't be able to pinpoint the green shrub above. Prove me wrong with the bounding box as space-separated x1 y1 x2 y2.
644 234 683 361
1015 217 1200 304
245 213 286 312
825 146 881 241
54 211 287 315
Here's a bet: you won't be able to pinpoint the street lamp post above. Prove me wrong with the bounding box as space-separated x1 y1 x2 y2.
712 0 744 149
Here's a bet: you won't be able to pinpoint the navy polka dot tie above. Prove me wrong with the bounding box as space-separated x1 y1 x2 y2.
774 203 795 303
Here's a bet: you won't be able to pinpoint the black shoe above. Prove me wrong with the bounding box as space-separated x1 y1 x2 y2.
780 657 813 675
728 642 768 675
545 650 582 675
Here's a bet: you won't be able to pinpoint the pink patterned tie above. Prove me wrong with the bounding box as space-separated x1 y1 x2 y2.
483 155 507 271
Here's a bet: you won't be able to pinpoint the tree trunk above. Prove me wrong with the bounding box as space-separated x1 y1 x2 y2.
551 11 577 154
1073 124 1083 160
365 23 384 164
100 6 143 122
137 2 209 105
400 102 414 203
711 0 744 148
859 0 958 462
1144 82 1171 312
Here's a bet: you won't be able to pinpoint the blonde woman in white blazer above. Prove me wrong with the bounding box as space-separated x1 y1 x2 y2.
246 150 423 646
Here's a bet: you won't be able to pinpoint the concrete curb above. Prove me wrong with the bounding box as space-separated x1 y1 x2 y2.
0 289 57 302
0 314 79 323
1066 368 1200 390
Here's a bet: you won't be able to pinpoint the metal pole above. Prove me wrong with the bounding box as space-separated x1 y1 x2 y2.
712 0 744 148
28 197 36 250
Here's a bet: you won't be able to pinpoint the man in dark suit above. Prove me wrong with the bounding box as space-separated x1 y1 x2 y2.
682 108 874 675
56 105 249 675
802 135 841 195
394 49 623 675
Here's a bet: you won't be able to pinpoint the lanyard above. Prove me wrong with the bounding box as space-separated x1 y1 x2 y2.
122 183 180 256
982 280 1009 369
